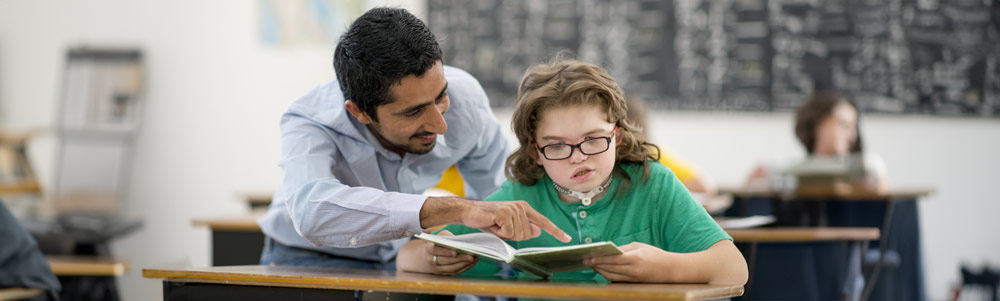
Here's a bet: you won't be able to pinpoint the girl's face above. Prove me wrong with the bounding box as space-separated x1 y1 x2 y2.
533 104 619 192
813 102 858 156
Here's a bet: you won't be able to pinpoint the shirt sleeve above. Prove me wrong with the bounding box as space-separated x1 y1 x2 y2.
658 168 731 253
454 87 510 200
278 112 426 248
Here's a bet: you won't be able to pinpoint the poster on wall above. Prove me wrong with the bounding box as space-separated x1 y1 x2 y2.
59 48 144 133
257 0 364 47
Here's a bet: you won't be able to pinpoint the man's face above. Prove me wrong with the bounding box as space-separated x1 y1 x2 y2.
359 61 450 155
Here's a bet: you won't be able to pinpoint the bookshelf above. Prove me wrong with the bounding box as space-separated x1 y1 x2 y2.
51 47 144 215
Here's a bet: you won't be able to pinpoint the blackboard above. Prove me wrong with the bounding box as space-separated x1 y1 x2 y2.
427 0 1000 117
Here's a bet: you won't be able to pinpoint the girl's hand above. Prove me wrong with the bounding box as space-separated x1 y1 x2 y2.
423 230 478 275
583 242 671 282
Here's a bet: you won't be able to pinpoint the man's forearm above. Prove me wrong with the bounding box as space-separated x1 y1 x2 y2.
419 196 471 229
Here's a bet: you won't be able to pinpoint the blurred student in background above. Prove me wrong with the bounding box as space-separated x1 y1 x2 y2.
748 92 889 193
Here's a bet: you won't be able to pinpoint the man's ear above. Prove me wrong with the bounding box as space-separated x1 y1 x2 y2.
345 100 373 125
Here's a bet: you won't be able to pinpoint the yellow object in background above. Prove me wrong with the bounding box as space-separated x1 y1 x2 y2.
654 148 698 184
432 151 698 198
432 166 465 197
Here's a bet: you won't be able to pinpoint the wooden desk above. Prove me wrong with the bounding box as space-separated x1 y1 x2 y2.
0 288 44 300
728 227 879 242
143 265 744 300
728 227 879 301
236 191 273 210
720 188 930 301
0 179 41 194
192 214 265 266
47 255 127 276
719 187 933 202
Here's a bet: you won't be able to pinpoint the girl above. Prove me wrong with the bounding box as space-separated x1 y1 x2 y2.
747 92 889 194
398 59 747 284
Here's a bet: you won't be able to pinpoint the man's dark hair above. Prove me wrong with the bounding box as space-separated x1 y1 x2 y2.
794 91 864 154
334 7 442 122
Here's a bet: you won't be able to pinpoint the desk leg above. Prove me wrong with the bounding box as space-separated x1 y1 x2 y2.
843 241 865 301
862 200 896 301
742 242 758 300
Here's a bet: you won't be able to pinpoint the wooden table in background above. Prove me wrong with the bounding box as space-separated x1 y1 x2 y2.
720 187 931 301
47 255 127 276
727 227 879 243
0 288 43 300
143 265 744 300
0 179 41 194
192 214 265 266
729 227 879 301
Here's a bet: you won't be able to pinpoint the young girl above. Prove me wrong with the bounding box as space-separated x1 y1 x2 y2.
398 59 747 284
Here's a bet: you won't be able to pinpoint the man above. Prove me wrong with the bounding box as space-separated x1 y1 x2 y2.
258 7 570 270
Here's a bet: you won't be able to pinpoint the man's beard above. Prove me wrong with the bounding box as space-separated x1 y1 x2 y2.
369 123 436 155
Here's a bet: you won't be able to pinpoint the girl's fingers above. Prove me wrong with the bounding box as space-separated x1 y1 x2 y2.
591 262 634 276
436 256 478 275
431 253 475 266
592 266 632 282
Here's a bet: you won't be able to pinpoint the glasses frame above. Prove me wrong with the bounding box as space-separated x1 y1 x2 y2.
532 126 618 161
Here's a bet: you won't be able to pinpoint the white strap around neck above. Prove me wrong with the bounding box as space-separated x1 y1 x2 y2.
553 175 612 206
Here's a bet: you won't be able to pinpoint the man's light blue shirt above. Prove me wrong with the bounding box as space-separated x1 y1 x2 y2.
258 66 510 262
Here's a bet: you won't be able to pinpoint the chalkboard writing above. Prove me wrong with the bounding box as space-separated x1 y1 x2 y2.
427 0 999 116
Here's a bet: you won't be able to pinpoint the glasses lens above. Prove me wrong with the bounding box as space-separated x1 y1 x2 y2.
544 144 572 159
580 138 610 155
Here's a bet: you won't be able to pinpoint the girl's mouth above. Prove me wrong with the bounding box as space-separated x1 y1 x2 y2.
570 168 594 181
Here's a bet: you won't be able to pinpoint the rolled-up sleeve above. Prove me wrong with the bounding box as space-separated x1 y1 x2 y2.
278 113 426 248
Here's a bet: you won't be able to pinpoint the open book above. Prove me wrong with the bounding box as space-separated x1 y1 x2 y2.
415 232 622 278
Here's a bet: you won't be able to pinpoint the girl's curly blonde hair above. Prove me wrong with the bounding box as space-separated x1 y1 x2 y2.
505 58 659 193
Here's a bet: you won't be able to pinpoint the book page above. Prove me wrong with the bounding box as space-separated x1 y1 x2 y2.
415 232 516 261
515 242 622 273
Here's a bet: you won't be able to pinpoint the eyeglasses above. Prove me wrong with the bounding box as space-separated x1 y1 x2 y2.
533 127 617 160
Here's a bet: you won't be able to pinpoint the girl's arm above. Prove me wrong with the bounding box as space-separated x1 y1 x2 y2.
585 239 748 285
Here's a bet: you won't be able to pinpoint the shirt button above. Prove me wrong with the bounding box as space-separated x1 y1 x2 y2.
584 237 593 244
578 211 588 219
349 237 358 245
404 231 412 237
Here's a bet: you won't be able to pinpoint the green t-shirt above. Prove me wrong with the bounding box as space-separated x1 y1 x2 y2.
439 161 731 281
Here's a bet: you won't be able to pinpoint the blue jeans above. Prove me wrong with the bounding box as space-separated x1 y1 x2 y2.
259 237 396 271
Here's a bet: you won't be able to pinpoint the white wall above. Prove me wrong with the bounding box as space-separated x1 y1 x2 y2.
1 1 998 300
0 1 421 300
